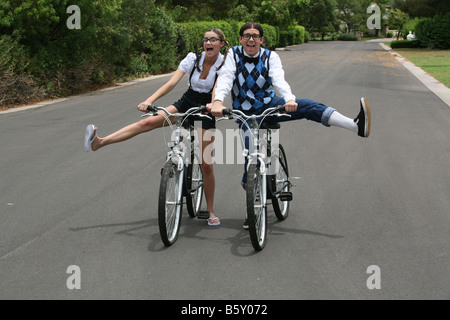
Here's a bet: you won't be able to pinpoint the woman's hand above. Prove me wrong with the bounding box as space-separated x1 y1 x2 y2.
137 101 151 112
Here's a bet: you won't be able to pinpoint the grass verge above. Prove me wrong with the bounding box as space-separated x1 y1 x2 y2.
392 48 450 88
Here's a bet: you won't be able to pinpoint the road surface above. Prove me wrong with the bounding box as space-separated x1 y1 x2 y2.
1 41 449 300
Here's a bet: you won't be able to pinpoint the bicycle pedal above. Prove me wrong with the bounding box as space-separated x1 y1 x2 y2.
196 210 210 219
278 192 293 201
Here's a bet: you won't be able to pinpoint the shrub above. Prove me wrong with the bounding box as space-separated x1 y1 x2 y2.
179 21 238 55
289 25 306 44
390 40 421 48
0 35 45 106
270 25 304 48
260 23 279 50
338 34 358 41
279 31 290 47
304 31 310 43
416 13 450 49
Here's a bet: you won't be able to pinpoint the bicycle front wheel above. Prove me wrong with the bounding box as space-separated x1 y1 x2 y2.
246 163 267 251
158 159 183 246
271 144 290 221
186 162 203 218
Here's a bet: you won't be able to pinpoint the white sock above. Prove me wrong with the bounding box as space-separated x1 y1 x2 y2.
328 111 358 133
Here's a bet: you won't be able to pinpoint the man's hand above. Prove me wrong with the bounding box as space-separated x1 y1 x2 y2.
211 101 226 117
205 103 214 114
284 100 298 113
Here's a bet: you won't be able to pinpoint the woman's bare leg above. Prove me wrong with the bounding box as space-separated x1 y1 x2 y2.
90 106 177 151
199 128 217 222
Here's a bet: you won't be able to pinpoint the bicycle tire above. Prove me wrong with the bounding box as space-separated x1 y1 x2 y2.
271 144 290 221
158 159 183 246
246 163 267 251
186 161 204 218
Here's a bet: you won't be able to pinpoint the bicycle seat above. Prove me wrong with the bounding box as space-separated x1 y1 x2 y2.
260 121 280 130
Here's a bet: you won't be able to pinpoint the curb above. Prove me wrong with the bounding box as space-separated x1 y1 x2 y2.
379 43 450 108
0 72 174 115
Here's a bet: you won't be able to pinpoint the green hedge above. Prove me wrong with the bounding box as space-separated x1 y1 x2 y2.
0 0 307 108
177 21 296 51
338 34 358 41
261 23 280 50
177 21 240 57
278 26 306 47
390 40 421 48
416 13 450 49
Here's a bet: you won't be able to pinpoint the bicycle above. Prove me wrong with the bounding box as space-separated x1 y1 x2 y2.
220 106 293 251
142 105 211 246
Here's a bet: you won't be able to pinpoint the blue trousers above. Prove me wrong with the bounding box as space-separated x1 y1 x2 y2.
239 97 335 185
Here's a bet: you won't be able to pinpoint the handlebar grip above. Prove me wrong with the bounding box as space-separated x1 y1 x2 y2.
146 105 155 112
277 105 286 113
198 106 207 113
222 109 232 116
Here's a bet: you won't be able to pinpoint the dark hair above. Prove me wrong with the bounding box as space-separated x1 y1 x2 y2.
239 22 264 37
195 28 230 72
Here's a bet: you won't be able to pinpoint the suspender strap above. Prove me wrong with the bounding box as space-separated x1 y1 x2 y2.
189 56 218 94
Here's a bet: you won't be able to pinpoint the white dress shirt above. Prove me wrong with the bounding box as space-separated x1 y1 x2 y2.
178 51 224 93
214 47 296 104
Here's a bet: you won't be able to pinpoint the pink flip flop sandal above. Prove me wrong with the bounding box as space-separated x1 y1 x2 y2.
207 217 220 226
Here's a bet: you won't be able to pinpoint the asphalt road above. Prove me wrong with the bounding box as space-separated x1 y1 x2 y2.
1 41 449 300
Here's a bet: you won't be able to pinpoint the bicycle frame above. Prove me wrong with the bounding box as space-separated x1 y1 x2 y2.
221 106 290 182
142 105 209 170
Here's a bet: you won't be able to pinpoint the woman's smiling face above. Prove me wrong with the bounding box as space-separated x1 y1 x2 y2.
203 31 224 58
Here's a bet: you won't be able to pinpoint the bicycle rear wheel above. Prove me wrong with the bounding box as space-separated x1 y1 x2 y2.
186 162 203 218
271 144 290 221
246 163 267 251
158 159 183 246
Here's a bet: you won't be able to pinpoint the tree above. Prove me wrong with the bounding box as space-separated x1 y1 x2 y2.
394 0 450 18
388 8 409 39
256 0 291 29
302 0 337 39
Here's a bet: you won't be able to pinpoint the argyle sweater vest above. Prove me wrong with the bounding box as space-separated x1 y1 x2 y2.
231 46 275 112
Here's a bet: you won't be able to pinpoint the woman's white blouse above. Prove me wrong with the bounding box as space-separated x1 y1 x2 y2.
178 52 224 93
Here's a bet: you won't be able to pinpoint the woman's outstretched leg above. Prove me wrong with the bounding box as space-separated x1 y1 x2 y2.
87 106 177 151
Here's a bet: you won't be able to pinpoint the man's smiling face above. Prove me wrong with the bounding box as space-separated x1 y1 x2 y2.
239 28 264 57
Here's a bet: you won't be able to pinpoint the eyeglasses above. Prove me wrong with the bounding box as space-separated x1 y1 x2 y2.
242 33 261 41
202 37 220 43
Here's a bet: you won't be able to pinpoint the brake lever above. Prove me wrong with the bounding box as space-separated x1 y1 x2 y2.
197 114 213 120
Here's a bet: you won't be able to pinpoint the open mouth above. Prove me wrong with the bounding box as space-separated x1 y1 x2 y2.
206 47 214 52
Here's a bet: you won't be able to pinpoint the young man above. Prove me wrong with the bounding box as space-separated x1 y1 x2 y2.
210 22 371 229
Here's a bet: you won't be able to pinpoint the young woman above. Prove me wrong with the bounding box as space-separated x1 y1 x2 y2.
84 28 229 226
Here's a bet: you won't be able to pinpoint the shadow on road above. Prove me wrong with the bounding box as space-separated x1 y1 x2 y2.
69 213 343 257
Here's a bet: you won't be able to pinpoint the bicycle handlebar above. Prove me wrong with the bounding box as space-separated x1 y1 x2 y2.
221 105 287 119
143 105 211 120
